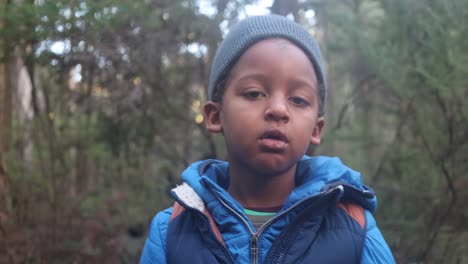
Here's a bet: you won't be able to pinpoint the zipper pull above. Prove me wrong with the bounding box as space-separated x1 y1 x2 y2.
251 234 258 264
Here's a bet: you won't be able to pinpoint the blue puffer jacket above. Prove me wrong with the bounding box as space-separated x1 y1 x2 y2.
140 156 395 264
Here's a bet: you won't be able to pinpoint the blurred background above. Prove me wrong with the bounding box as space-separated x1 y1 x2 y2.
0 0 467 263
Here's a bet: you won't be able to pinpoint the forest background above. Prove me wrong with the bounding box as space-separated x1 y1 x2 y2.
0 0 467 263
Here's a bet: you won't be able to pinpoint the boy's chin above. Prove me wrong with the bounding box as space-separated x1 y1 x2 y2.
250 155 299 178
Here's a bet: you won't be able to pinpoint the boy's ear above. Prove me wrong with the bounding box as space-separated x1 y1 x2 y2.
310 117 325 145
204 101 223 133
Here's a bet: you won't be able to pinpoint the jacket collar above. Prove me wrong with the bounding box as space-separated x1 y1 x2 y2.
174 156 377 213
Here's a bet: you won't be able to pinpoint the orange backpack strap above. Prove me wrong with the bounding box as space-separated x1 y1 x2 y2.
202 208 224 243
170 202 225 244
170 202 186 221
337 202 366 229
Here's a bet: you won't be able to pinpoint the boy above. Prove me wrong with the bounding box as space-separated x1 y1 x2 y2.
140 15 395 263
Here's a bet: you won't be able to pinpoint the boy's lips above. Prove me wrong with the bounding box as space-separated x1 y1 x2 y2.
258 129 289 152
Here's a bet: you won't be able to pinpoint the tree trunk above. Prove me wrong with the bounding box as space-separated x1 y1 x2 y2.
0 0 12 229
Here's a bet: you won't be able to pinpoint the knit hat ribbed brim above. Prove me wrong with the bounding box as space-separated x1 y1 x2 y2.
208 14 326 116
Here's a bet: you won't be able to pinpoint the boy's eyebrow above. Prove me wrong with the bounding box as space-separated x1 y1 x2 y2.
288 78 319 94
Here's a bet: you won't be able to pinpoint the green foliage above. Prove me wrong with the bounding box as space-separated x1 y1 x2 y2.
319 0 468 262
3 0 221 262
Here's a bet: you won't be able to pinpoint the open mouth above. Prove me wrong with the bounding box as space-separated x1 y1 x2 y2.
258 129 289 152
261 130 288 142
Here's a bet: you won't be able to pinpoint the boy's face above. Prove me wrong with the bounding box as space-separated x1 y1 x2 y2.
204 38 324 177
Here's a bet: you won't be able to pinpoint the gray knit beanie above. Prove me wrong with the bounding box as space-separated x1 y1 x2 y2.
208 14 327 116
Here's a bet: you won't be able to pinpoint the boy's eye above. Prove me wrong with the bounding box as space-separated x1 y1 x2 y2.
290 96 310 106
243 91 264 99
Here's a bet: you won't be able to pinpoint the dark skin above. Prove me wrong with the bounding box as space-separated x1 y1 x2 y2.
204 38 324 209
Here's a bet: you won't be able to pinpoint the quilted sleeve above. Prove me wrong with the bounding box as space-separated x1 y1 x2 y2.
360 210 396 264
140 208 173 264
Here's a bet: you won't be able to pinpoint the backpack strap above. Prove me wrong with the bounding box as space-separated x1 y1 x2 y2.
170 202 225 244
337 202 366 229
169 201 185 221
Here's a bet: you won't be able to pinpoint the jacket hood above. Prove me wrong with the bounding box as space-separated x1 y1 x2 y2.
176 155 377 214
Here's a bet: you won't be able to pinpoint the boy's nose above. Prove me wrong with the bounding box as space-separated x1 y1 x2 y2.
265 97 289 122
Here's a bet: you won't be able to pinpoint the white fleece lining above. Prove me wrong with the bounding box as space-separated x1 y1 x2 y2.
172 183 205 212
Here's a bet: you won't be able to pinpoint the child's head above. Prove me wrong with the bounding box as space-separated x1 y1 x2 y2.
204 15 326 176
208 14 326 117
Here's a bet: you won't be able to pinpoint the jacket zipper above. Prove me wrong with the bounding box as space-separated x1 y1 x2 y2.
213 195 258 264
207 181 344 264
251 234 258 264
